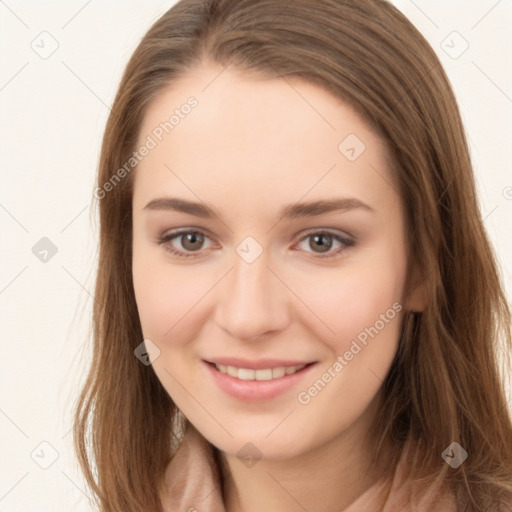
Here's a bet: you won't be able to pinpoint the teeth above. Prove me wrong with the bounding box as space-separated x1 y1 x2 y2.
214 363 307 380
272 366 286 378
238 368 255 380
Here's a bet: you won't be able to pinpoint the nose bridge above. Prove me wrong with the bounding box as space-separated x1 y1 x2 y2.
215 244 288 341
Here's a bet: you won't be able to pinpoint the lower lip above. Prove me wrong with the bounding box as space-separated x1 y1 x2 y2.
203 360 318 401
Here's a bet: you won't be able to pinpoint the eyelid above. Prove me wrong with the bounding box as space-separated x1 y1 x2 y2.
295 226 354 242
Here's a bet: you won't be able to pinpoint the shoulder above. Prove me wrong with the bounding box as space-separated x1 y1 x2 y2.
160 422 225 511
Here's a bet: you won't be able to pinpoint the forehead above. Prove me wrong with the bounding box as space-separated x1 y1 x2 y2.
133 62 398 214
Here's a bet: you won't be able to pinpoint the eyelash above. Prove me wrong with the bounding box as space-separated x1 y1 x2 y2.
157 229 355 260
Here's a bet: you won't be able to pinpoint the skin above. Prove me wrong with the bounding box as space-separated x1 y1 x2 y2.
131 61 425 512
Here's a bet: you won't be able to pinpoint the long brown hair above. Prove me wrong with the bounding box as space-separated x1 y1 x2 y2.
73 1 512 510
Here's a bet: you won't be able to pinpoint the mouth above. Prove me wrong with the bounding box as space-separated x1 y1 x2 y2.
203 360 319 401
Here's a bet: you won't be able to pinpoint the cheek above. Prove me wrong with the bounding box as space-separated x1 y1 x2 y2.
132 252 213 344
292 264 405 431
291 258 405 353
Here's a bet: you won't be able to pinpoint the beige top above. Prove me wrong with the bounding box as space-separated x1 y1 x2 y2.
160 422 458 512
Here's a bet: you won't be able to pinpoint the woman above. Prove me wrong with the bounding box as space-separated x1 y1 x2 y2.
74 1 512 510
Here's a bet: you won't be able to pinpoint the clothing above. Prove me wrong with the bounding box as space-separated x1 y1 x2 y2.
160 422 458 511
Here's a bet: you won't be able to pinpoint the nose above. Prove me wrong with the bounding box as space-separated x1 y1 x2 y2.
214 249 289 342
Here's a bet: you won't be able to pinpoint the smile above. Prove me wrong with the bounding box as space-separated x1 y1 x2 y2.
204 360 318 401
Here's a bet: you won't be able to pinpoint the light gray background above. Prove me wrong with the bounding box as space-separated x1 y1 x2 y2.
1 1 511 510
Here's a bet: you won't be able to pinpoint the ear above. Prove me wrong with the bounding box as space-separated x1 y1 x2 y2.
403 261 429 313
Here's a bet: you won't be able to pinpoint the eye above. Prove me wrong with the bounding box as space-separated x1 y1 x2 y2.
157 229 214 259
157 229 355 260
294 230 355 259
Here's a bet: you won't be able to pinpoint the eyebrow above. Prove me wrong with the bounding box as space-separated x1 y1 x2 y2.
143 196 375 222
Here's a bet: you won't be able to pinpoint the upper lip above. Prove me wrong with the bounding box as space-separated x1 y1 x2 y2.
205 357 317 370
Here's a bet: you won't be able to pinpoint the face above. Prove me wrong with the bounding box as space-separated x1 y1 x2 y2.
131 61 421 461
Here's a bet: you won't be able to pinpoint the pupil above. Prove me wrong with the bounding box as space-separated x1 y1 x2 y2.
183 232 203 250
312 234 332 253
